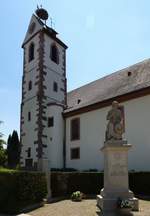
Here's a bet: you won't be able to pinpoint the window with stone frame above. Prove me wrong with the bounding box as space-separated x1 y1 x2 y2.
70 118 80 141
50 44 59 64
48 117 54 127
27 147 31 158
28 42 35 62
53 81 58 92
71 147 80 159
28 80 32 91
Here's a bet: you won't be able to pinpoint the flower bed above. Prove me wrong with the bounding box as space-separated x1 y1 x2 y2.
71 191 84 201
117 197 133 213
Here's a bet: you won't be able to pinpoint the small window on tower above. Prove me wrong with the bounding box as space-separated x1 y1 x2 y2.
28 112 31 121
29 42 34 62
71 148 80 160
28 81 32 91
27 147 31 158
50 44 59 64
53 82 58 92
70 118 80 141
48 117 54 127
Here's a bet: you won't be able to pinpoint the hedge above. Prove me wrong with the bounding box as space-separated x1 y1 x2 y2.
129 172 150 195
51 172 103 196
51 171 150 197
1 170 150 213
0 169 47 214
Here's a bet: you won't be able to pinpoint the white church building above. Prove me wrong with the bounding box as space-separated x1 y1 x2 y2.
20 8 150 171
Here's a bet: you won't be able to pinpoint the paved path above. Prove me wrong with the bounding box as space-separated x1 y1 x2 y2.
28 199 150 216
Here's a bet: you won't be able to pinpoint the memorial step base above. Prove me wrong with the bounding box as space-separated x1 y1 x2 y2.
97 194 139 211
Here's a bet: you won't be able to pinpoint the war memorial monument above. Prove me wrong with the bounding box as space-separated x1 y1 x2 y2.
97 101 139 213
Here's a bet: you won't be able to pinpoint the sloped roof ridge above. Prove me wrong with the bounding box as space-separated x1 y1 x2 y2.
67 58 150 94
33 13 45 26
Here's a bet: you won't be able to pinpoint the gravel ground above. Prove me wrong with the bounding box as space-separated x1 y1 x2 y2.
29 199 150 216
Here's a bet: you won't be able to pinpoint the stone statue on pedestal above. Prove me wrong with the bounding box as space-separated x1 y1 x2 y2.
97 101 139 212
105 101 124 141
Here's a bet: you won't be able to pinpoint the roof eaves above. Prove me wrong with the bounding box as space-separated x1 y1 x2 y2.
63 85 150 117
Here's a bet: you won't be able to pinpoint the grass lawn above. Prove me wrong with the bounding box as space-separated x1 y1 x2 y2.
0 167 17 172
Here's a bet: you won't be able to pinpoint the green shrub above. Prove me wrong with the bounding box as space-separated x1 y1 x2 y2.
0 170 47 214
51 172 103 197
67 172 103 194
71 191 83 201
51 171 150 197
51 172 68 196
51 168 77 172
129 172 150 195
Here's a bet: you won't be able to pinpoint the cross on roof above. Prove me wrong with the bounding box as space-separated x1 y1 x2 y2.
49 17 55 29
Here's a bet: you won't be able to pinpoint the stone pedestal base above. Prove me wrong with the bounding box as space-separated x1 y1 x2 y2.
97 140 139 212
97 194 139 211
38 159 52 202
37 158 50 172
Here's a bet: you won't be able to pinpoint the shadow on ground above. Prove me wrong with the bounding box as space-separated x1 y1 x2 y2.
47 194 96 204
96 210 134 216
136 195 150 201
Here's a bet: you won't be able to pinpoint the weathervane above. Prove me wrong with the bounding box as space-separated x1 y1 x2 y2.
49 16 55 29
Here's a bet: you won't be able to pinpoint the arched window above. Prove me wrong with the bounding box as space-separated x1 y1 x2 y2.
28 81 32 91
29 42 34 62
50 44 59 64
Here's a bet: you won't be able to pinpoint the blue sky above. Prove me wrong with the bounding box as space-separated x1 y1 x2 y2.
1 0 150 141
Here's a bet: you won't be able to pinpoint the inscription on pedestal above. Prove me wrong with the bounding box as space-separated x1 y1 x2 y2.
110 163 126 176
109 152 127 177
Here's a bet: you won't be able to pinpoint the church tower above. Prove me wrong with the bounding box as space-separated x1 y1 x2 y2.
20 8 67 170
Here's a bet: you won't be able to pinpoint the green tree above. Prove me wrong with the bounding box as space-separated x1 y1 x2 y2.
7 134 12 166
0 121 7 166
7 130 20 168
0 121 5 147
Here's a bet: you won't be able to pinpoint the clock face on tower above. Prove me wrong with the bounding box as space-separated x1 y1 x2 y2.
29 22 36 34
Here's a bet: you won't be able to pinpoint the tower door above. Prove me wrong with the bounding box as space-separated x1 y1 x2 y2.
25 158 33 169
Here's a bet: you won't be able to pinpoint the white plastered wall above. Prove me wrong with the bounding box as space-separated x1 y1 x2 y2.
24 34 40 73
44 34 65 76
66 94 150 171
21 34 40 166
44 34 65 103
46 105 64 168
42 34 66 168
21 97 38 166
